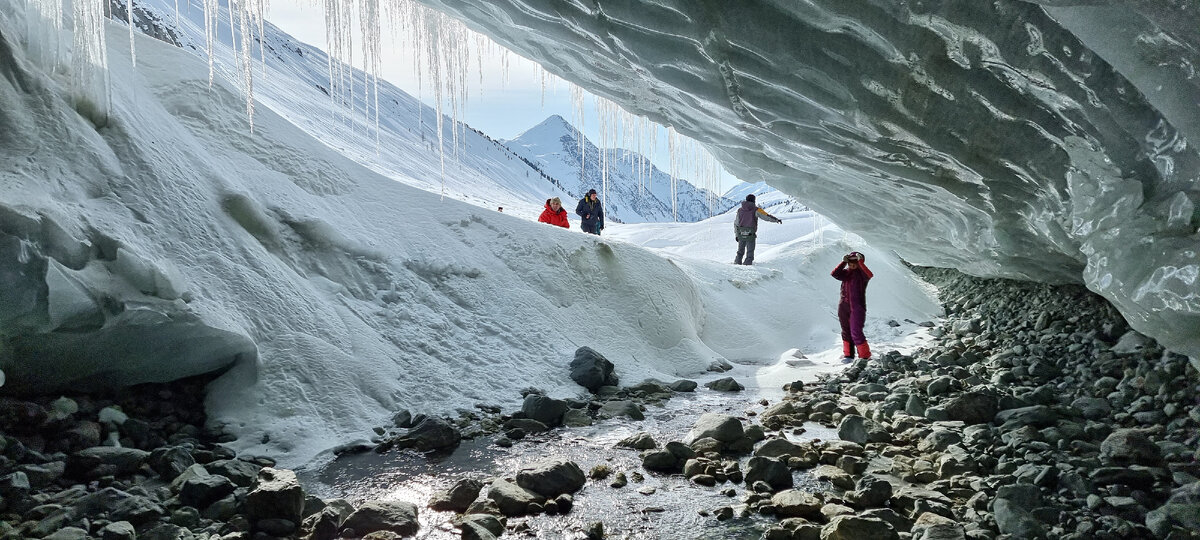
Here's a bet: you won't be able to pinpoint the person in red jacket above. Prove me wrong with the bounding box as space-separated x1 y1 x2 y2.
832 251 873 361
538 197 570 228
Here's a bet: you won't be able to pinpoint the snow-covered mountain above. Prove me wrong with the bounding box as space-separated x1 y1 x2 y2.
505 115 737 223
723 181 809 215
112 0 727 226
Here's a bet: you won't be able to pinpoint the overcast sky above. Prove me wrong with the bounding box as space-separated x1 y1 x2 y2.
264 0 744 194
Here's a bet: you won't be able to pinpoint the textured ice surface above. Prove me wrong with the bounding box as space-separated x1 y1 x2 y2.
411 0 1200 361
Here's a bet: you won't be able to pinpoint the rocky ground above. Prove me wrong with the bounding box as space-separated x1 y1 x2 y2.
1 267 1197 539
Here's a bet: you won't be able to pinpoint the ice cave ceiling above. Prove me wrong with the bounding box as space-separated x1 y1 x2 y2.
411 0 1200 360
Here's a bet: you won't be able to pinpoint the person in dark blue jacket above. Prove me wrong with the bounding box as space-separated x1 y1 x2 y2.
576 189 605 235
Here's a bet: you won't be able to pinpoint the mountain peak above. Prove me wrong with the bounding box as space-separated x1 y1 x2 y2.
512 114 578 142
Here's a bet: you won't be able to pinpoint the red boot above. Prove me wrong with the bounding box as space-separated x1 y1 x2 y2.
855 342 872 360
842 340 855 359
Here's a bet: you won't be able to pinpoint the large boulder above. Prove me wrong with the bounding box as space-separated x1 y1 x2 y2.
744 456 792 491
771 490 823 519
515 459 585 498
429 478 484 513
704 377 744 392
821 515 898 540
246 468 305 524
597 400 644 421
569 347 618 392
340 501 419 537
487 479 545 517
753 438 807 459
396 417 462 452
683 413 744 445
520 395 568 427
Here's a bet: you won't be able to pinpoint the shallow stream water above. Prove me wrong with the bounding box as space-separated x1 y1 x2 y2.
295 351 855 539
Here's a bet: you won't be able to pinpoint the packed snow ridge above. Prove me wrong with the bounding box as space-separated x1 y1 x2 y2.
413 0 1200 362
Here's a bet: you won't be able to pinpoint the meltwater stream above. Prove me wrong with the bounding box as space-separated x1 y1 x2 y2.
295 352 850 539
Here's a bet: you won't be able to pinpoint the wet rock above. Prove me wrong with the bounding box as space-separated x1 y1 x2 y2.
487 479 545 516
812 465 855 490
429 478 484 513
683 413 744 445
570 347 619 392
459 513 504 540
837 415 868 444
341 500 420 537
616 432 657 450
770 490 823 519
562 409 593 427
847 475 893 508
744 456 792 491
391 410 414 428
301 506 344 540
704 377 745 392
1100 429 1162 466
754 438 806 459
394 417 462 452
669 379 698 392
821 515 898 540
917 430 962 453
521 394 568 427
246 467 305 524
598 400 644 421
516 459 585 498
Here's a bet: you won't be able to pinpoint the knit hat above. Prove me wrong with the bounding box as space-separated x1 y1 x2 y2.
746 194 755 203
550 197 562 205
587 189 597 196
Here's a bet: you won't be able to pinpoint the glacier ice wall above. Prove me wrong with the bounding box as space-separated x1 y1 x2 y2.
415 0 1200 361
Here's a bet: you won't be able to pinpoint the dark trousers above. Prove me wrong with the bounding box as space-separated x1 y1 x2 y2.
582 223 600 235
734 237 755 265
839 303 867 344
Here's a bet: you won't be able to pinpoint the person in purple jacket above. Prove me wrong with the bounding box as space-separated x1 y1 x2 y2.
832 251 874 361
733 194 782 265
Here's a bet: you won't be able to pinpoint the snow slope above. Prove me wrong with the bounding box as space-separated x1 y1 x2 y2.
0 0 938 468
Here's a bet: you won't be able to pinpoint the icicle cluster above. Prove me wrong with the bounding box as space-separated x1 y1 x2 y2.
30 0 738 212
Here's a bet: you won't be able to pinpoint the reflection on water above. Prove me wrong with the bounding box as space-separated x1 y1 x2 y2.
297 361 844 539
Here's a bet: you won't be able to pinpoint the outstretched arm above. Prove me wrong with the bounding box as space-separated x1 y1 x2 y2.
756 208 782 223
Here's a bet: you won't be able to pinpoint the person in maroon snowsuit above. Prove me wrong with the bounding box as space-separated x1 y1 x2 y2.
832 251 873 360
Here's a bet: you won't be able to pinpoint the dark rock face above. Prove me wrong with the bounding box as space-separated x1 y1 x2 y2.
704 377 744 392
394 417 462 452
569 347 619 392
743 456 792 491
